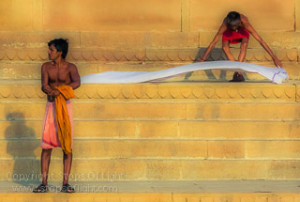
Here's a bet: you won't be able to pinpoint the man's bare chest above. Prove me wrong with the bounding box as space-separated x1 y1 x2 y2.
47 66 70 82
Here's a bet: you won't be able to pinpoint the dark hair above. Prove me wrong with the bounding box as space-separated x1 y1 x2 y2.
226 11 241 29
48 38 69 59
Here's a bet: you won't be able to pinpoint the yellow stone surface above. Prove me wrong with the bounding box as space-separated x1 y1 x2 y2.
181 160 300 180
0 101 298 121
0 0 296 32
0 193 298 202
0 81 298 181
0 0 300 185
0 82 296 101
0 193 297 202
296 0 300 31
190 0 294 31
0 140 209 159
296 83 300 101
138 121 179 138
186 103 300 120
1 120 300 140
42 0 181 32
179 121 300 139
246 141 300 159
0 0 33 31
207 141 245 159
3 159 300 181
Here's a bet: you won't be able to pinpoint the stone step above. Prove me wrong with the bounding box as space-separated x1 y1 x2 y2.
1 159 300 181
1 101 299 121
0 193 299 201
1 139 300 160
1 120 299 140
0 46 298 63
0 31 299 65
0 82 298 102
1 62 300 80
1 31 299 49
1 180 300 194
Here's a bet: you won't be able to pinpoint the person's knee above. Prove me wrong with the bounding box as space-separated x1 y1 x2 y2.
222 43 230 52
63 152 73 158
42 149 52 156
241 39 249 47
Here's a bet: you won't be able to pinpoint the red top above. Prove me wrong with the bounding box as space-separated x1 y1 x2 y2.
222 28 250 44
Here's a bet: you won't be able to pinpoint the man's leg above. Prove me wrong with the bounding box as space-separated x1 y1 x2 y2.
222 40 244 82
33 149 52 192
238 38 249 62
232 38 249 81
61 152 75 193
222 41 235 61
41 149 52 185
63 152 72 185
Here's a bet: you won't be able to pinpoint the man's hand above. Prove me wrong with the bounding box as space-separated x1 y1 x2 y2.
49 89 60 97
273 58 283 68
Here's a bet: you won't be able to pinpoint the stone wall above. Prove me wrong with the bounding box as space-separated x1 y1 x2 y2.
0 0 297 32
0 0 299 78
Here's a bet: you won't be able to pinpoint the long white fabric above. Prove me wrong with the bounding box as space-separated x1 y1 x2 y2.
81 61 289 84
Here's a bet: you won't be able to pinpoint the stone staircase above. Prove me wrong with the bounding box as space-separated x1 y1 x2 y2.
0 31 300 201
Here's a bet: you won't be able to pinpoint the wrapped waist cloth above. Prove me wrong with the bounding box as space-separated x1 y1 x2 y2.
222 28 250 44
41 100 73 149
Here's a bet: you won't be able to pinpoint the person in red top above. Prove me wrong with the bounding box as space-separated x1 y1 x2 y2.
200 11 282 81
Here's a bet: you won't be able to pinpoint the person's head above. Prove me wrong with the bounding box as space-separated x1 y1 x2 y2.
47 38 69 60
226 11 241 31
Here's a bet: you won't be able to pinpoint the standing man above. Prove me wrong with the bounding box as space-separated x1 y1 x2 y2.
200 11 282 81
33 38 80 193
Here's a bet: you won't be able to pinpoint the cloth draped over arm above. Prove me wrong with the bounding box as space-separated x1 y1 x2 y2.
54 84 75 154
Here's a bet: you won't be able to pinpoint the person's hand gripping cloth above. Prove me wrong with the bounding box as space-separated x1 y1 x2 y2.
55 84 75 155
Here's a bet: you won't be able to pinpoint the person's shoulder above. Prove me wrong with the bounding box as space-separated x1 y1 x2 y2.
41 61 52 69
240 14 250 23
42 61 52 66
66 62 78 70
219 19 227 32
66 62 77 67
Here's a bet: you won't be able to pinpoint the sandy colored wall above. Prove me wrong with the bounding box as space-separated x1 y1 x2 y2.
0 0 297 32
0 0 300 73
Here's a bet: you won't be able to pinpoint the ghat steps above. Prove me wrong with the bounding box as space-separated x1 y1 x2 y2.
1 193 300 202
0 31 300 200
0 31 300 82
0 81 299 183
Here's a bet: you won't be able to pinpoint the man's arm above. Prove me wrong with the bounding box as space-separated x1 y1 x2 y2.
200 22 227 61
237 38 248 62
69 64 81 90
41 64 56 95
241 15 282 67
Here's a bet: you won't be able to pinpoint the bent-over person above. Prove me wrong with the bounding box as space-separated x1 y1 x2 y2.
200 11 282 82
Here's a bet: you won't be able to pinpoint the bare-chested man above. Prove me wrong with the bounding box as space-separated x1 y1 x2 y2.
33 38 80 193
200 11 282 81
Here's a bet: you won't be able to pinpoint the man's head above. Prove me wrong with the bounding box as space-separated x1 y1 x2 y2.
48 38 69 60
226 11 241 31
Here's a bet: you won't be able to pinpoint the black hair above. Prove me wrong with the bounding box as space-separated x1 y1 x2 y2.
226 11 241 29
48 38 69 59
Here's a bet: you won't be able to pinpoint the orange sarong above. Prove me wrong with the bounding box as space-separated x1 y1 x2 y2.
41 85 74 154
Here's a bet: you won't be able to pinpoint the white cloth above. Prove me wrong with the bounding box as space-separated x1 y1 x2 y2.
81 61 288 84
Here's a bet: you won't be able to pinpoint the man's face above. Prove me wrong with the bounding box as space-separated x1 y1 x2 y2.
229 20 241 31
48 44 61 61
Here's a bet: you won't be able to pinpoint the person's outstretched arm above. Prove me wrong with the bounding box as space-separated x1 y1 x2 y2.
200 21 227 62
241 15 282 67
